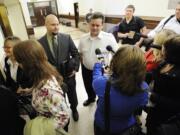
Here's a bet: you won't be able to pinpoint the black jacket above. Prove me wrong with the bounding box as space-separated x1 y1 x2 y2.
4 57 32 92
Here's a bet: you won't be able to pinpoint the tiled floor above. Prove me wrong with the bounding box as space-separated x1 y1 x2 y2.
34 25 147 135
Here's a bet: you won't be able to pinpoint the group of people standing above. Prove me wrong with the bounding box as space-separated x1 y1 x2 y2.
0 2 180 135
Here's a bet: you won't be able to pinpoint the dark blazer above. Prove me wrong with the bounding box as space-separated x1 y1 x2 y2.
146 61 180 130
4 57 32 92
38 33 80 78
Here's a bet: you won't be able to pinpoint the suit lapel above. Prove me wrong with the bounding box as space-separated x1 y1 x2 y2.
57 34 63 61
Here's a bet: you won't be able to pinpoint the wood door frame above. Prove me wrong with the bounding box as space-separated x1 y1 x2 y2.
0 4 13 37
28 0 58 27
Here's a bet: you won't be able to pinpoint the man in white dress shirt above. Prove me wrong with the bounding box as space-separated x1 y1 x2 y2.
79 12 118 106
148 2 180 38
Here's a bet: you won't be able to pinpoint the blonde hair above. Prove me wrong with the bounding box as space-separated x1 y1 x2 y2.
152 29 176 62
110 45 146 96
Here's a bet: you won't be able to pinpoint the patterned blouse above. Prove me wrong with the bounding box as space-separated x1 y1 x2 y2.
32 76 70 129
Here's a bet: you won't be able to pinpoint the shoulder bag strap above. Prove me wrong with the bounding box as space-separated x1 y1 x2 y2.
104 80 111 135
162 14 175 29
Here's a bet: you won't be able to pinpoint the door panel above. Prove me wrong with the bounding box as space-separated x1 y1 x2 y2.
28 1 57 27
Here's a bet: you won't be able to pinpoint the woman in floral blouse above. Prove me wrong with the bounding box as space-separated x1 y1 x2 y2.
13 40 70 133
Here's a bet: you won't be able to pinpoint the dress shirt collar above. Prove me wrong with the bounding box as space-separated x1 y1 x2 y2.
176 18 180 24
47 33 58 40
88 31 103 40
7 58 18 67
123 16 134 24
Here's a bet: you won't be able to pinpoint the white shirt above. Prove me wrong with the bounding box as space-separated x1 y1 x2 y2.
6 59 18 82
148 16 180 38
78 31 118 70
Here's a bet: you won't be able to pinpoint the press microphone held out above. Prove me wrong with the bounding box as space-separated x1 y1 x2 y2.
106 45 115 54
95 48 110 74
95 48 104 61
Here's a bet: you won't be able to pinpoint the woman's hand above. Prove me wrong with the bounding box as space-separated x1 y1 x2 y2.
17 87 32 95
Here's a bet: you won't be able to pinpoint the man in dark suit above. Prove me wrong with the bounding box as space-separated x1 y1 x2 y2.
38 14 80 121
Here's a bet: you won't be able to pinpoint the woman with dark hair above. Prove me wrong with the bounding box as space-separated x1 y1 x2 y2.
13 40 70 134
146 35 180 135
93 45 148 135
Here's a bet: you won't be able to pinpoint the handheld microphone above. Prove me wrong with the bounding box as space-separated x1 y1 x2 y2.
95 48 109 73
106 45 115 54
95 48 104 60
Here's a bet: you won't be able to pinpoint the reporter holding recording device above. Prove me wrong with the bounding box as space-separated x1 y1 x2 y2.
79 12 118 106
106 45 115 54
93 45 148 135
95 48 111 75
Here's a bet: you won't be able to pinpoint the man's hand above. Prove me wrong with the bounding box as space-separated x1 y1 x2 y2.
127 31 135 39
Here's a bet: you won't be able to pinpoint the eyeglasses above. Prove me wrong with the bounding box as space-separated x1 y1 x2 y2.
3 46 12 49
5 36 20 40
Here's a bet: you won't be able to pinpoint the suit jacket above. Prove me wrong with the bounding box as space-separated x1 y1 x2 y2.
38 33 80 78
4 57 32 92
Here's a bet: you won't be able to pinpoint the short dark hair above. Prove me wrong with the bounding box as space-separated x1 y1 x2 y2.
90 12 105 23
126 4 135 12
164 35 180 65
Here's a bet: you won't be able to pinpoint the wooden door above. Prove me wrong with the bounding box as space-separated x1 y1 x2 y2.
34 6 51 26
28 1 58 27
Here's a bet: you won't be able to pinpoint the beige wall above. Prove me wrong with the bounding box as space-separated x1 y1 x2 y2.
57 0 75 15
4 0 177 39
21 0 177 25
5 0 28 40
19 0 32 26
78 0 175 17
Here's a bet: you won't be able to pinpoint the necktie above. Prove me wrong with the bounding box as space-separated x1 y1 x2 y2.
52 35 58 58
